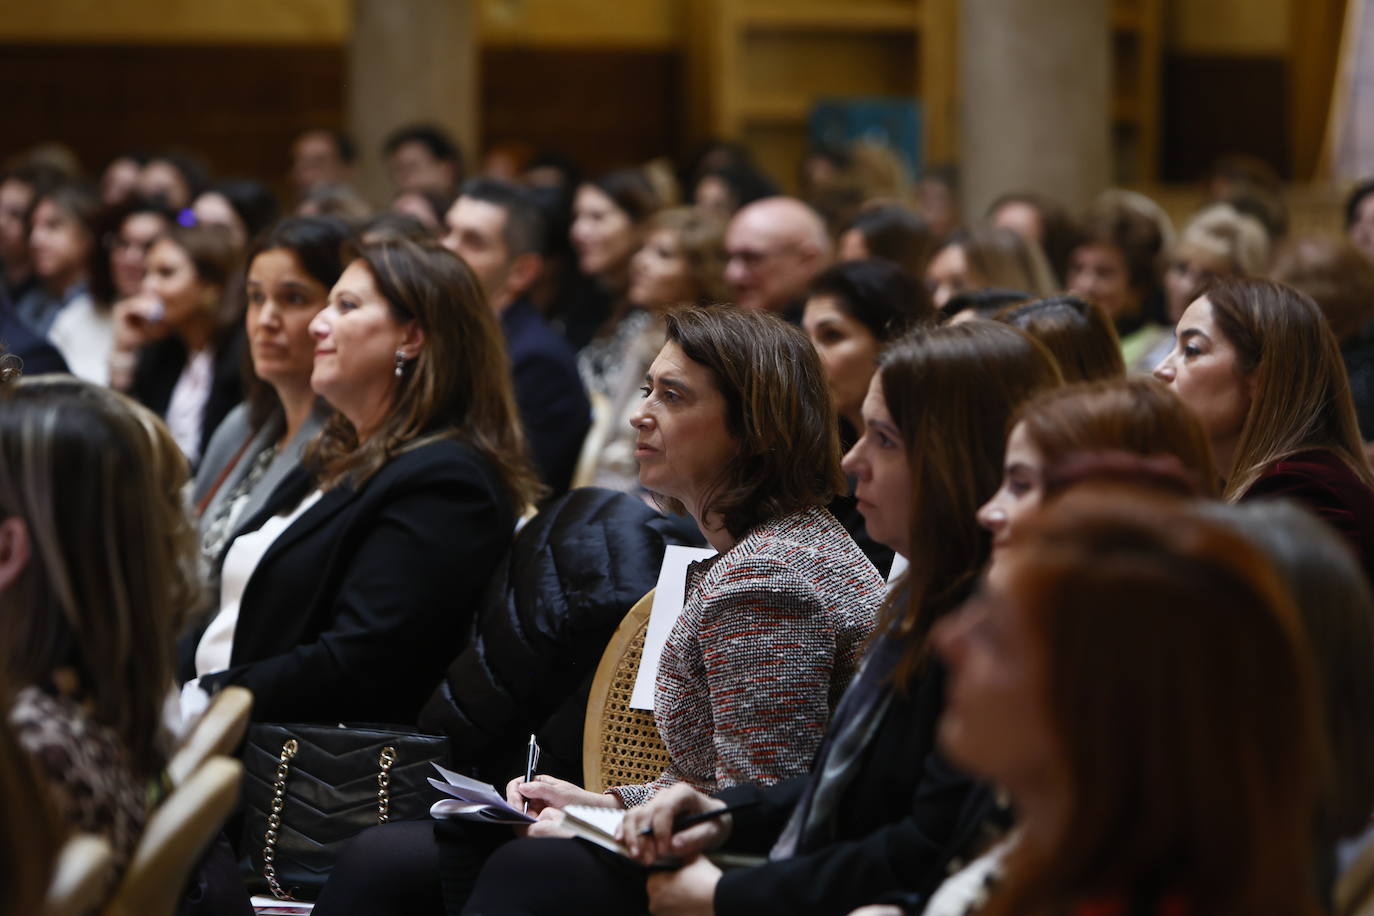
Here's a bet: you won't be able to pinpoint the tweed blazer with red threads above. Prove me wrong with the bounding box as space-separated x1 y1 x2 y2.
610 505 884 807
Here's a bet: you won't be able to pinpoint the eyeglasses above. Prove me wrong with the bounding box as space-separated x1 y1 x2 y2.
726 243 799 269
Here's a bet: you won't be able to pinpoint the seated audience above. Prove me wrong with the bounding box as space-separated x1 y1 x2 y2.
996 295 1125 383
3 376 197 878
442 178 590 496
804 258 936 568
181 238 539 725
1201 499 1374 900
925 226 1055 313
1136 201 1269 371
569 168 661 367
0 166 53 306
192 179 280 251
296 182 373 223
16 181 113 383
586 206 727 494
724 196 831 323
692 162 779 223
99 152 147 208
99 197 174 310
931 480 1323 915
291 128 357 198
137 151 207 213
119 224 245 467
1270 234 1374 443
986 190 1080 286
942 287 1031 324
1154 278 1374 579
315 306 886 915
838 202 936 281
384 123 463 198
978 378 1218 570
1067 191 1171 367
194 216 354 589
459 321 1059 916
391 187 450 236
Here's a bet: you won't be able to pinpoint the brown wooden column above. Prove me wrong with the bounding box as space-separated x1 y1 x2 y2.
959 0 1111 220
347 0 478 205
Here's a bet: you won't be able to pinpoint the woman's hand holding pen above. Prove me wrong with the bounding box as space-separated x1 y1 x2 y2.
504 774 623 818
619 783 731 866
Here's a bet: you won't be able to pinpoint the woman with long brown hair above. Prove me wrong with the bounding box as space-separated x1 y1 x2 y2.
182 237 540 726
1153 277 1374 578
935 483 1323 915
2 376 198 877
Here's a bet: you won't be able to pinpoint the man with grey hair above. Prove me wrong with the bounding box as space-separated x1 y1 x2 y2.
724 196 832 322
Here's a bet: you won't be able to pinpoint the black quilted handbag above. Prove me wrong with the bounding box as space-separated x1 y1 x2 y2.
239 722 448 901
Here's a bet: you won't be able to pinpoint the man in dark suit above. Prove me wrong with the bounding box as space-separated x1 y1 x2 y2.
443 178 590 497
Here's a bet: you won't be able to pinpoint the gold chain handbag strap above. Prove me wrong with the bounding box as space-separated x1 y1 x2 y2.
263 738 299 901
377 746 396 822
260 739 401 900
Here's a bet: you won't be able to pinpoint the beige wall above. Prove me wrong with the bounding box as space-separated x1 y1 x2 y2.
1167 0 1291 55
0 0 682 46
0 0 350 43
480 0 679 47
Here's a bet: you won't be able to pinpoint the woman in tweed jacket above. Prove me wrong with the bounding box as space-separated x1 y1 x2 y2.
512 305 885 816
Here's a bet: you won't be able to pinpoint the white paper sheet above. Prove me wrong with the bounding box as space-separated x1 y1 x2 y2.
426 763 534 824
629 545 717 710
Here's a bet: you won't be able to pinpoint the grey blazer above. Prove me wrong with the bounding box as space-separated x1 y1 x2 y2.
192 401 330 557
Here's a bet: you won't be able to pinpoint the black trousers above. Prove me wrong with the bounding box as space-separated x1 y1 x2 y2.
462 837 650 916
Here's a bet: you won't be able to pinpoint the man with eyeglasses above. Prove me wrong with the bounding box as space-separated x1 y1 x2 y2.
724 196 832 323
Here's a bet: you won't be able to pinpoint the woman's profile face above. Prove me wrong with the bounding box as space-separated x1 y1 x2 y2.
571 185 637 278
629 341 736 517
629 228 695 310
802 295 880 426
1153 296 1251 465
977 421 1046 568
311 260 419 433
925 243 974 311
841 372 912 557
29 199 91 286
934 555 1059 793
143 238 214 332
246 247 330 390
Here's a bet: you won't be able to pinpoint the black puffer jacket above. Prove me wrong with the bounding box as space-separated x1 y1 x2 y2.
419 487 700 785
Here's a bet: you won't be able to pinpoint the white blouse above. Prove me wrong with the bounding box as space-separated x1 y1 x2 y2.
193 488 324 679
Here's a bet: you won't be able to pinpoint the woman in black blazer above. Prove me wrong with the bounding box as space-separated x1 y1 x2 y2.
181 237 541 727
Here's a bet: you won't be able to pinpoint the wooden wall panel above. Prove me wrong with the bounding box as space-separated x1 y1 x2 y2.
482 47 683 173
0 43 345 199
1160 54 1290 181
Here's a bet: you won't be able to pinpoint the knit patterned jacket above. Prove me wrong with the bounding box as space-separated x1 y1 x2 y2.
611 505 884 807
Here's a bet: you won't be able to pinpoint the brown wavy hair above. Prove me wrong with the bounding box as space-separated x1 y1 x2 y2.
658 305 843 539
0 378 199 778
644 207 728 304
996 295 1125 383
1204 278 1374 500
879 321 1061 683
306 238 542 510
982 487 1322 916
1016 377 1218 497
